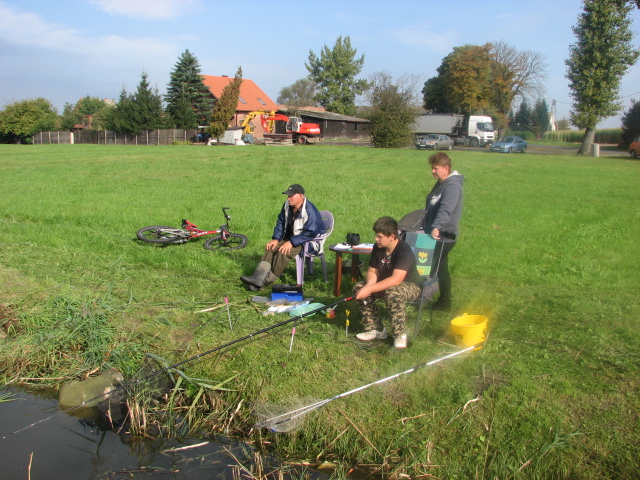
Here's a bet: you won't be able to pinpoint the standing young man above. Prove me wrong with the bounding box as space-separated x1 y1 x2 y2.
423 152 463 311
240 184 325 292
353 216 421 349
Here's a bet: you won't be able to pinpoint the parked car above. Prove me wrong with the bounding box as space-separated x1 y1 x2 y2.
490 136 528 153
415 134 454 150
629 136 640 159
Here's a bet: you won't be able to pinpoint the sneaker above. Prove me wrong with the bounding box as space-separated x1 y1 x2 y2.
394 334 408 349
356 327 388 341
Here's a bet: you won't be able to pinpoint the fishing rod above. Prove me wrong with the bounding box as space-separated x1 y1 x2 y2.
2 296 355 440
256 344 478 433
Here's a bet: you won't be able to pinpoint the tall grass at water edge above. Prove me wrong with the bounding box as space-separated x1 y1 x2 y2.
0 144 639 479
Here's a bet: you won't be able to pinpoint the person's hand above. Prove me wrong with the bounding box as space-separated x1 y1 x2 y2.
278 241 293 255
431 228 441 239
356 284 373 300
265 239 279 251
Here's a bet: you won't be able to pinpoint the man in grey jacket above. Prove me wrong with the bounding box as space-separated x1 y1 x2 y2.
240 184 325 292
423 152 464 311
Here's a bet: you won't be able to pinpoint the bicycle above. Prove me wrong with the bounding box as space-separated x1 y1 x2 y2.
136 207 248 251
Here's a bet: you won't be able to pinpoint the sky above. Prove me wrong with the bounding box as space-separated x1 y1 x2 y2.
1 0 639 129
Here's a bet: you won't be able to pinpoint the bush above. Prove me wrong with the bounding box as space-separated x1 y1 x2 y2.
543 128 622 144
506 130 537 140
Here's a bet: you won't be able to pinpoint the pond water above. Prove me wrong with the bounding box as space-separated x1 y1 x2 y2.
0 388 327 479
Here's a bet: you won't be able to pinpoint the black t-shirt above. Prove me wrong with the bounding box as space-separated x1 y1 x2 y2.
369 240 421 286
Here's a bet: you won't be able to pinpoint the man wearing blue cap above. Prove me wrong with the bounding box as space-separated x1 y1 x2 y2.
240 184 325 291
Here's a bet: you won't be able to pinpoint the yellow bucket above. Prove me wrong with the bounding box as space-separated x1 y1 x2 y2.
450 313 488 350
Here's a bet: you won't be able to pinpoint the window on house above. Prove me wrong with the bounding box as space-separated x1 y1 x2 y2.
354 123 358 131
257 98 266 105
238 97 246 104
341 122 346 130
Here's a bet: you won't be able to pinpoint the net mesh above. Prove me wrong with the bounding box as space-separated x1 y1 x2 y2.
253 397 321 433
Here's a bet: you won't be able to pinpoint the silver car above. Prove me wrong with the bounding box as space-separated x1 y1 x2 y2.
490 136 528 153
415 134 454 150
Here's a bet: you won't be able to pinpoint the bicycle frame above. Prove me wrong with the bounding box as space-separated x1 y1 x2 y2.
180 207 233 241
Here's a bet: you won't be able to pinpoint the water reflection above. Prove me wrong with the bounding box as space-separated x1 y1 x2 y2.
0 388 327 479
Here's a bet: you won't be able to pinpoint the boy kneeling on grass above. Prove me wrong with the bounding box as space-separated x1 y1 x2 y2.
353 216 422 349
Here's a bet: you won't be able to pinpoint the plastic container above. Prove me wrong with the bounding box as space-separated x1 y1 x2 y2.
450 313 488 350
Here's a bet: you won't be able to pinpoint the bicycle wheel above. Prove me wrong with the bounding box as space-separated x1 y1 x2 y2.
204 233 248 251
137 225 190 244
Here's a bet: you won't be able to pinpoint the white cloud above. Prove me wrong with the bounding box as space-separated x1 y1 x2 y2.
0 3 178 60
386 25 456 55
87 0 202 20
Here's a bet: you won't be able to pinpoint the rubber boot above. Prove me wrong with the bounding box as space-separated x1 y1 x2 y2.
240 261 271 290
432 296 451 311
263 272 279 288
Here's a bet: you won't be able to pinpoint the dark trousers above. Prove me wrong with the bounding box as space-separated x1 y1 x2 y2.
261 240 302 277
433 241 456 298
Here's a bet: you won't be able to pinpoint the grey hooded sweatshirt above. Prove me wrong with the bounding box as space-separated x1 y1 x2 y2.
423 171 464 242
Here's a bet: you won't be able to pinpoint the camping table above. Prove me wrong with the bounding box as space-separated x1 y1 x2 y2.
328 244 374 297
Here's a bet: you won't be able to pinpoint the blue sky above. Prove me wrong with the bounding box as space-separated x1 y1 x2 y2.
1 0 638 128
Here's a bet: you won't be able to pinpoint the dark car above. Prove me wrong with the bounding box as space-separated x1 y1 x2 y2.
490 136 528 153
415 134 454 150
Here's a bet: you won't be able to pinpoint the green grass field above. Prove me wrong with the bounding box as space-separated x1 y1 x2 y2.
1 144 639 479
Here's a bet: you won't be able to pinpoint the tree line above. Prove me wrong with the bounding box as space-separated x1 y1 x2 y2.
1 0 638 154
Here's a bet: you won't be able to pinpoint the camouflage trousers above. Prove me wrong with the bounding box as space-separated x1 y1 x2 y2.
352 281 421 337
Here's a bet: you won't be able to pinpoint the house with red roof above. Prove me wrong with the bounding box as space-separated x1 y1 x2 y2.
201 75 279 138
201 74 370 142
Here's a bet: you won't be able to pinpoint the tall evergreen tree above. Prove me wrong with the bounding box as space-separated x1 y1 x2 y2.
104 73 166 135
132 72 166 131
565 0 639 155
208 67 243 138
171 89 199 130
165 49 212 127
514 100 531 129
306 36 370 116
532 98 550 136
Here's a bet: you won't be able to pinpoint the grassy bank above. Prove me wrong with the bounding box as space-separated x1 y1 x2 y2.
1 144 639 479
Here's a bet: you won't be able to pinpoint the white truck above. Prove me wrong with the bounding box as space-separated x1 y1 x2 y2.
414 114 495 147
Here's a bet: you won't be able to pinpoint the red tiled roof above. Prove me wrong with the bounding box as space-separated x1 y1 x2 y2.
201 75 279 112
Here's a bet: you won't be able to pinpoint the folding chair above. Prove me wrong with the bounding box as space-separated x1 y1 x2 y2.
403 232 444 335
295 210 334 285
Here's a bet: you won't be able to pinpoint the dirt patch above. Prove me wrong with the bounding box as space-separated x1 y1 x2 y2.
0 303 18 339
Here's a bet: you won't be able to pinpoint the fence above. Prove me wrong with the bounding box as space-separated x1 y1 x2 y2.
33 129 199 146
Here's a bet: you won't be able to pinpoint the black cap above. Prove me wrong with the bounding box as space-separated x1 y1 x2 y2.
282 184 305 196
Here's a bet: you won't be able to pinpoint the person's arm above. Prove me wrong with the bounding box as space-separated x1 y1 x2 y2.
430 183 461 234
355 268 408 299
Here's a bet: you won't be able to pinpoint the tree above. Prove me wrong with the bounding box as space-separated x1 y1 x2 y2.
364 72 420 148
170 90 199 130
104 72 166 135
131 72 166 131
513 100 532 130
208 67 242 138
60 96 113 130
531 98 551 137
306 36 370 116
423 41 548 137
620 99 640 147
423 45 493 115
565 0 639 155
165 49 212 127
490 40 547 137
276 78 319 110
556 118 571 131
0 98 58 143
